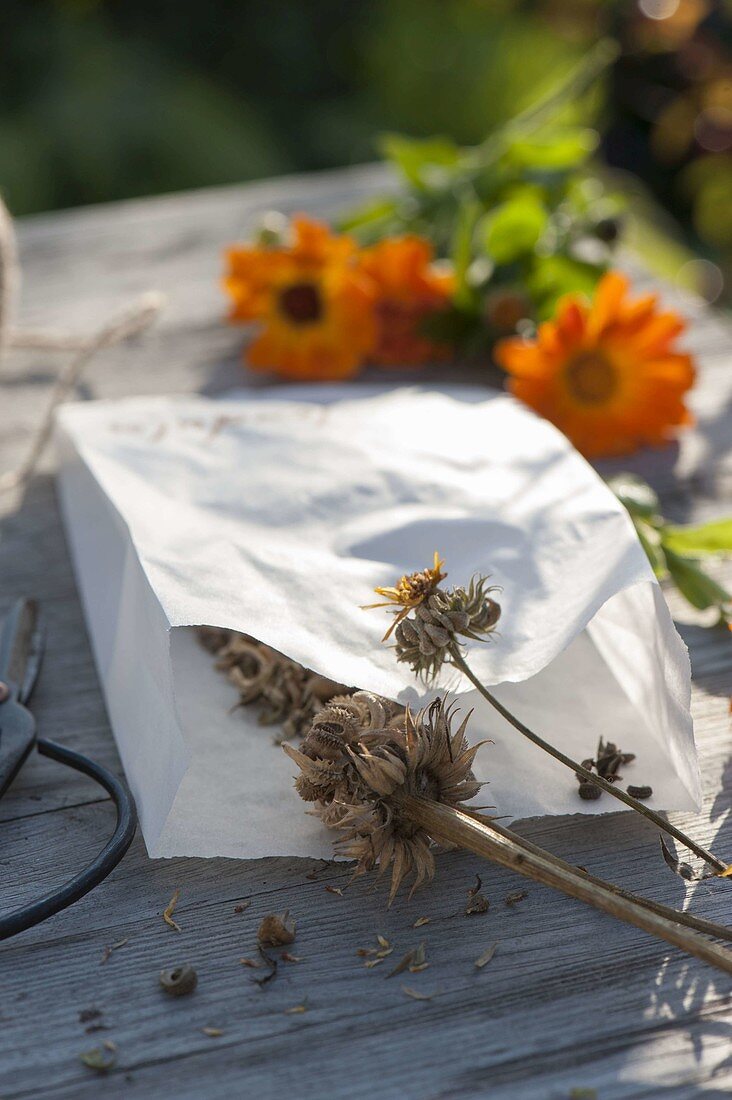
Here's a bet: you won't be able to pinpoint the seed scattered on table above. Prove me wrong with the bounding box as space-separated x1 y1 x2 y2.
402 986 436 1001
257 911 296 947
163 889 182 932
474 943 499 969
100 938 129 964
159 964 198 997
465 875 490 914
627 784 653 800
80 1041 117 1074
387 943 427 978
504 890 528 906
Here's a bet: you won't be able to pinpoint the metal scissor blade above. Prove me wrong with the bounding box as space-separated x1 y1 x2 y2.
0 600 43 798
0 600 40 698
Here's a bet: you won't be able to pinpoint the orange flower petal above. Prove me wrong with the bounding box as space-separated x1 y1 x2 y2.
587 270 629 338
498 269 695 459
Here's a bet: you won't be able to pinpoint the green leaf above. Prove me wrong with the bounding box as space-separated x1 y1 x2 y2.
451 198 481 308
379 134 462 191
481 191 548 265
663 519 732 556
636 521 666 578
337 197 401 238
663 548 732 611
607 473 660 522
503 127 599 172
526 253 603 318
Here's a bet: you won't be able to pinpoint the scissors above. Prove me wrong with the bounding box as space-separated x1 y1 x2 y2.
0 599 137 939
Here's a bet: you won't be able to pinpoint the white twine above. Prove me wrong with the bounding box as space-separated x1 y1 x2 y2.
0 194 165 494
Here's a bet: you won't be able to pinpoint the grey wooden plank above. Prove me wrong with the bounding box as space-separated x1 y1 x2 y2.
0 168 731 1099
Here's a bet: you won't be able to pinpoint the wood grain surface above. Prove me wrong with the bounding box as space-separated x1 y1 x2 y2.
0 166 731 1100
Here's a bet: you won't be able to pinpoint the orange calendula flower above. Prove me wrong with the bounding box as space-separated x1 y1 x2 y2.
494 271 696 459
363 552 447 640
358 236 454 366
223 216 377 381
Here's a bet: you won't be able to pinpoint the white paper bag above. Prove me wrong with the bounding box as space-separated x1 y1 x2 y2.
54 385 700 859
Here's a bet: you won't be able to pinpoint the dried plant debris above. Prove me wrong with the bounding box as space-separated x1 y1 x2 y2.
504 890 528 906
100 938 129 965
285 694 483 902
474 943 499 969
324 885 344 896
163 889 182 932
251 947 278 986
413 916 431 927
80 1041 117 1074
358 935 394 968
284 999 309 1015
79 1008 104 1025
233 900 251 914
280 952 302 963
660 836 717 882
202 1026 224 1038
386 942 427 978
465 875 490 915
576 738 651 802
239 957 261 968
159 964 198 997
199 627 353 741
257 911 296 947
402 985 437 1001
627 785 653 800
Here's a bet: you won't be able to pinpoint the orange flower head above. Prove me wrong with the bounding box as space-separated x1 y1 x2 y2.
222 215 376 381
494 271 696 459
359 236 454 366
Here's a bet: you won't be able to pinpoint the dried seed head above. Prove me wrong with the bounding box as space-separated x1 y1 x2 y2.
394 577 501 680
198 627 353 741
285 695 485 903
363 552 447 640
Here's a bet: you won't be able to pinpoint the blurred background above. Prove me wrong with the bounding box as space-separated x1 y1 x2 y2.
2 0 731 293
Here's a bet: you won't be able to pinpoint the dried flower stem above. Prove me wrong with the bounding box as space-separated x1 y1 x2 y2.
402 795 732 975
0 291 164 494
449 646 727 875
465 810 732 944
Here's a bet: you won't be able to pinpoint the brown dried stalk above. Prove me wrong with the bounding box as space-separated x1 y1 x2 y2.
403 796 732 975
464 809 732 944
284 692 732 974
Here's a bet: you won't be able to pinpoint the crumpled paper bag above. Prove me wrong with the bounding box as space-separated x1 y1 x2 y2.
55 385 699 859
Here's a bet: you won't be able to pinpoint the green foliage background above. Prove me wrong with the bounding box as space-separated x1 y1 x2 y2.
2 0 731 293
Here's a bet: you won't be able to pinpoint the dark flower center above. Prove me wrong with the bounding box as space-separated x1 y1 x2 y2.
279 282 323 325
566 352 617 405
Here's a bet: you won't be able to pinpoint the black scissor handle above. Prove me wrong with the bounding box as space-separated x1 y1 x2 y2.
0 738 137 940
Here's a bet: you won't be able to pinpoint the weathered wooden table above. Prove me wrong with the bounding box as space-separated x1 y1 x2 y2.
1 167 731 1099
